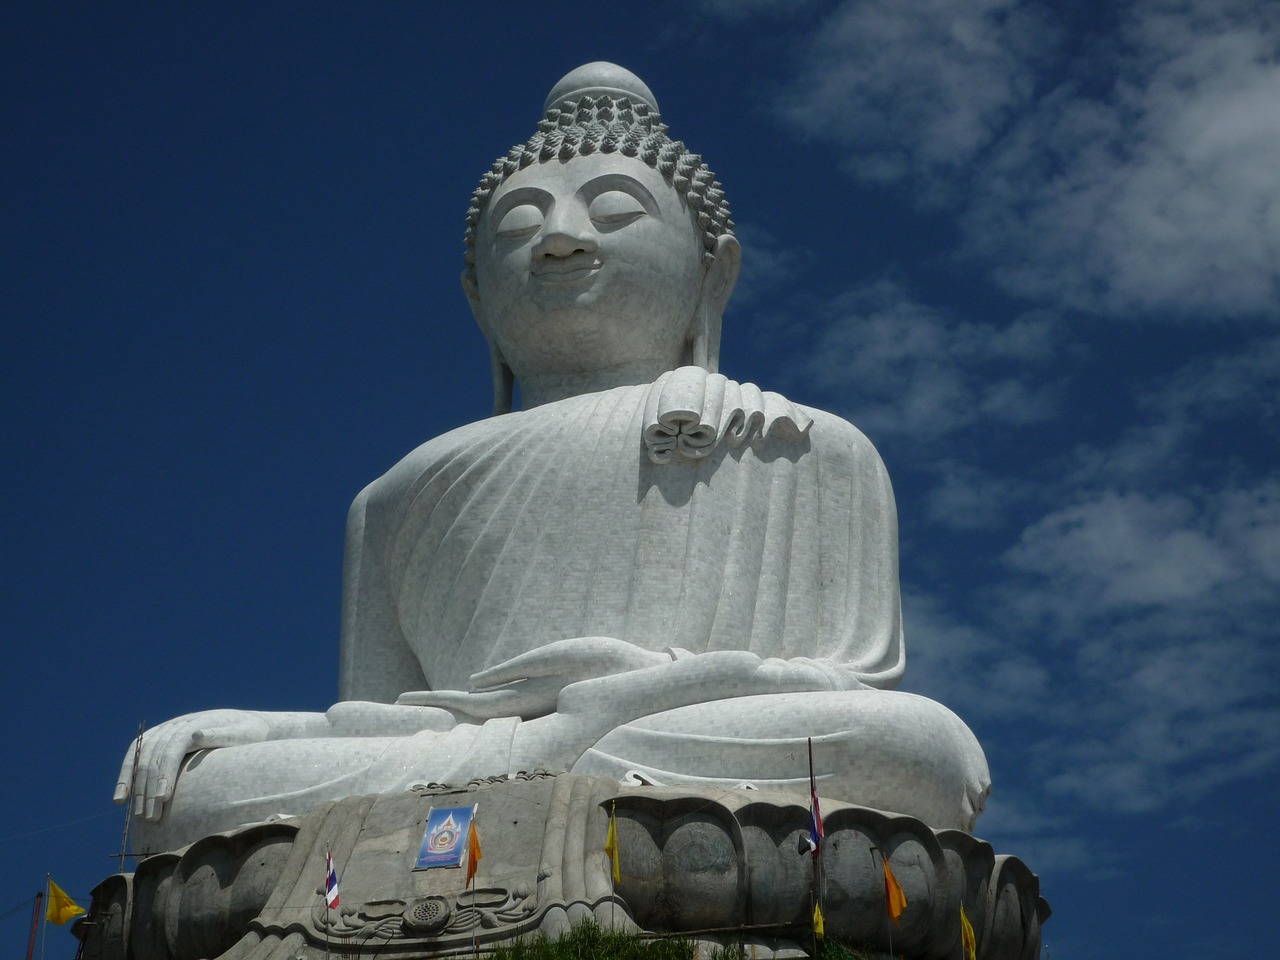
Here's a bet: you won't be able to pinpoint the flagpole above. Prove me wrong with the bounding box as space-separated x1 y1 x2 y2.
810 886 818 960
609 800 617 930
119 723 144 866
807 738 821 959
25 889 43 960
40 875 49 960
470 805 479 960
886 849 896 959
324 844 331 960
876 849 893 960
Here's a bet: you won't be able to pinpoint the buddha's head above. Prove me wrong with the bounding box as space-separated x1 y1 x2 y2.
463 62 741 412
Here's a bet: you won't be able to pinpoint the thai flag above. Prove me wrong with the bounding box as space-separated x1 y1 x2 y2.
799 742 824 858
325 851 341 908
808 787 824 857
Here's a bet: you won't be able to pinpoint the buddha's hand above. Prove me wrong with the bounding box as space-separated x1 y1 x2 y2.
394 637 670 722
113 710 272 821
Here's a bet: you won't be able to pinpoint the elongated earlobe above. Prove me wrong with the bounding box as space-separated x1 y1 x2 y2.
687 234 741 372
489 345 514 415
687 300 720 372
463 269 514 415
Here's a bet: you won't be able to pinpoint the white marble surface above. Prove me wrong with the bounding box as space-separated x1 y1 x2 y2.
115 62 991 854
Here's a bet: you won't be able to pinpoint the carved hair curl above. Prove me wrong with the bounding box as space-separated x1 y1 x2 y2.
464 95 734 275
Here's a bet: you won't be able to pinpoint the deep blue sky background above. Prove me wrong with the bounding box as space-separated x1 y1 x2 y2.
5 4 1278 959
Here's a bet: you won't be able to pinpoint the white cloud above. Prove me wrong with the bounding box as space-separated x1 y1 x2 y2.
776 0 1054 198
739 0 1280 862
1142 333 1280 426
729 222 814 309
1065 334 1280 493
975 794 1117 874
991 471 1280 813
901 587 1016 709
772 0 1280 320
790 280 1060 439
1041 691 1280 812
1006 490 1236 611
898 337 1280 823
922 460 1034 530
972 1 1280 318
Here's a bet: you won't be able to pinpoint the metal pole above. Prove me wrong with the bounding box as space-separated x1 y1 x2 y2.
39 876 50 960
119 723 144 865
807 738 820 958
880 849 893 960
809 887 818 960
25 891 43 960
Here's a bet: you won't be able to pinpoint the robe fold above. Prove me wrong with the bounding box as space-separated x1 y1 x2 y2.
133 370 993 854
340 368 905 703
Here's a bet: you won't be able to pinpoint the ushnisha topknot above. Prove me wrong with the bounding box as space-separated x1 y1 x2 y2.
464 63 734 274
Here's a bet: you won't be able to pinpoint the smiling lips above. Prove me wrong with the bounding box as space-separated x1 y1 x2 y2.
532 254 602 284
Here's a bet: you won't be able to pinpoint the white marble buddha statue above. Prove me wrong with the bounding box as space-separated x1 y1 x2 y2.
115 63 990 855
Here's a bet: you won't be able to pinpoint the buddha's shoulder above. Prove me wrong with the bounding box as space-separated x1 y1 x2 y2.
797 403 876 442
350 394 614 514
793 402 887 469
350 385 888 515
350 412 528 509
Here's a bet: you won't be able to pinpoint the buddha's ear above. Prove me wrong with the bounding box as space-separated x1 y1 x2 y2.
702 234 741 313
461 269 514 415
461 270 483 328
688 234 741 373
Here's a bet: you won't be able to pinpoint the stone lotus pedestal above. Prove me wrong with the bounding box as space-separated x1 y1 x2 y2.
77 774 1048 960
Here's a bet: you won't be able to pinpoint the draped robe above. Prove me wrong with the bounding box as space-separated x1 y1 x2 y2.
340 367 906 703
134 369 990 853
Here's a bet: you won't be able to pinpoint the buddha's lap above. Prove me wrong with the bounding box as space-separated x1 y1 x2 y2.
134 689 985 852
573 690 989 830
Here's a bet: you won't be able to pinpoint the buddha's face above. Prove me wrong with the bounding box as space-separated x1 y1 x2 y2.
468 153 709 380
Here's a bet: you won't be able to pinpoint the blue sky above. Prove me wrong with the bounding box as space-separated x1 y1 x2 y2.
4 3 1278 958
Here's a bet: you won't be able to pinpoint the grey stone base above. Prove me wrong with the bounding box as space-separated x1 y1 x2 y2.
76 773 1048 960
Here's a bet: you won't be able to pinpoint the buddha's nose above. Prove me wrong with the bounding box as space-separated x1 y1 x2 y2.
534 205 597 258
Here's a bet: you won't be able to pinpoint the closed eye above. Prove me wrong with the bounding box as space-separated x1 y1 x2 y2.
588 190 647 229
496 203 544 239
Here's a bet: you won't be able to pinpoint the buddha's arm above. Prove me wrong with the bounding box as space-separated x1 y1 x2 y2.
799 408 907 690
403 639 871 725
339 482 429 702
395 637 673 720
498 649 873 772
113 701 457 822
115 487 442 823
562 650 870 719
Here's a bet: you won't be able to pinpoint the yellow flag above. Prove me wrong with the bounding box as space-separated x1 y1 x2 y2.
960 902 977 960
46 879 85 926
604 801 621 884
464 818 482 888
813 901 825 940
882 856 906 926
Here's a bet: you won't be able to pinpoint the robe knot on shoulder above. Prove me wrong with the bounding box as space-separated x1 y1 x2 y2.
641 366 814 464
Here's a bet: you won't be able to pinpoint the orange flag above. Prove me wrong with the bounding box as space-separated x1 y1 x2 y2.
882 855 906 926
465 818 482 888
